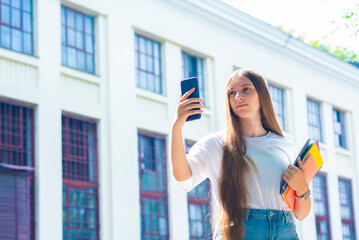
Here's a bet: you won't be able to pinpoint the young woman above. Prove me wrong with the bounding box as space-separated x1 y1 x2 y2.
170 69 311 239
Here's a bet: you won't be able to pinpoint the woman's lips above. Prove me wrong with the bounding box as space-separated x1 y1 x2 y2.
236 104 247 108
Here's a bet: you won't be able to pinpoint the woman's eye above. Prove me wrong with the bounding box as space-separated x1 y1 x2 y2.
229 91 236 95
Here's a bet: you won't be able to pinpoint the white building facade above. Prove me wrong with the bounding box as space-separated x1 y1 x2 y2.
0 0 358 239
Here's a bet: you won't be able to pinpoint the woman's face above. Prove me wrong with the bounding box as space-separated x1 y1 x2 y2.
227 75 261 120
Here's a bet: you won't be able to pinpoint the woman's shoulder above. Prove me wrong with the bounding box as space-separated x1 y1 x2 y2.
196 130 225 147
268 132 298 152
187 130 224 157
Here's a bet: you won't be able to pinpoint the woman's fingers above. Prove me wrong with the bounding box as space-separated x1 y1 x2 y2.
187 109 204 116
182 103 204 111
283 172 294 186
174 91 204 125
179 88 196 102
286 166 297 174
178 105 204 118
283 174 289 182
177 99 204 114
283 167 296 181
283 171 291 179
283 164 307 191
172 90 204 128
178 98 204 108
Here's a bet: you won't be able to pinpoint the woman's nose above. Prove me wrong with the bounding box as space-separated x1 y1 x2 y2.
235 92 243 100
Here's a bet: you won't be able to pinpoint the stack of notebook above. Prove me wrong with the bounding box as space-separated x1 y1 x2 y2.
280 139 324 211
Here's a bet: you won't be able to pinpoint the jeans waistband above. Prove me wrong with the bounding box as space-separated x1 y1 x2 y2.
244 209 293 223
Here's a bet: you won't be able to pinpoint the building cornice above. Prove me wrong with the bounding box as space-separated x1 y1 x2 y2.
153 0 359 87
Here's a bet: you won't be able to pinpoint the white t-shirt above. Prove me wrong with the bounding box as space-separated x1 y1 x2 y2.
176 130 298 210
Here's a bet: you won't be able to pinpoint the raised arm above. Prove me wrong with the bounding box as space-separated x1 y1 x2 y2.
170 88 204 181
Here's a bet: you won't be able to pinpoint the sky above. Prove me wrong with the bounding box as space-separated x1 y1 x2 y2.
220 0 359 54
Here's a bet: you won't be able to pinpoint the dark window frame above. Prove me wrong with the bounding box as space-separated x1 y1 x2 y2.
182 51 206 106
138 131 169 239
313 173 331 240
333 109 346 149
61 5 95 74
135 33 162 94
268 84 286 131
338 177 356 240
0 0 34 54
62 114 100 240
0 99 35 240
307 98 323 142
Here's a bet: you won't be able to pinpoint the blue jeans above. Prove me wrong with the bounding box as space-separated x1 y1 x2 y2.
214 209 299 240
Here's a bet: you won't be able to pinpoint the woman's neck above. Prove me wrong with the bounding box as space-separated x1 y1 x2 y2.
239 117 267 137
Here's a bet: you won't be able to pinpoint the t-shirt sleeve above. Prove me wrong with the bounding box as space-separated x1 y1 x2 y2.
175 135 216 192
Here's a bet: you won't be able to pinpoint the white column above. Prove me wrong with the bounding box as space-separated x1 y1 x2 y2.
37 0 62 239
164 41 191 240
36 103 62 240
37 1 61 92
322 103 334 151
204 57 217 132
284 88 296 140
106 7 141 239
97 14 112 240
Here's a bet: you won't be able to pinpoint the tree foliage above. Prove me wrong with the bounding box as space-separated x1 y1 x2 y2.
276 25 359 64
309 40 358 62
276 3 359 66
331 2 359 38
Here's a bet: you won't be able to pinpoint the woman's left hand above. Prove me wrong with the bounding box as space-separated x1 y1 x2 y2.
282 158 309 196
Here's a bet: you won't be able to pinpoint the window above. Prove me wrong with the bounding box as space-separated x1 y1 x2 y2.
339 179 356 240
140 196 168 239
313 174 331 240
138 132 168 239
62 115 99 240
333 109 346 148
0 0 33 54
61 6 95 74
268 84 285 130
188 181 211 240
182 51 205 105
186 141 211 240
135 34 162 94
307 99 322 142
0 100 35 240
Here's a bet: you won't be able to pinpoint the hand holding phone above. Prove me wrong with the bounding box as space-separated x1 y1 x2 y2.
180 77 203 122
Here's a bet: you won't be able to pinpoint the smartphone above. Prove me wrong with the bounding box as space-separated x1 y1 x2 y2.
180 77 201 122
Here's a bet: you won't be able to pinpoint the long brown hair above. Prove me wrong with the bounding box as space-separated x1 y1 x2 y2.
218 69 284 239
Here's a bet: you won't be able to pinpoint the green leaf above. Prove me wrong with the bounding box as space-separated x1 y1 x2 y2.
345 12 354 19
